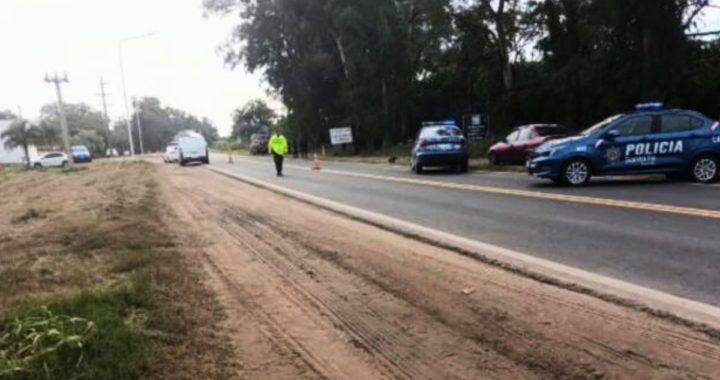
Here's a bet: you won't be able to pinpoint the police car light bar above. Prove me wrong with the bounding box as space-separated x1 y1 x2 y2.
635 102 664 110
422 120 456 126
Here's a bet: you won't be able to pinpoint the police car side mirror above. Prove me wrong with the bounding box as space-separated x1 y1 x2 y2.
605 130 620 140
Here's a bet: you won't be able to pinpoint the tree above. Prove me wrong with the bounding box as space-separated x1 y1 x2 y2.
1 120 40 168
131 97 220 153
40 103 107 156
0 110 16 120
231 99 277 141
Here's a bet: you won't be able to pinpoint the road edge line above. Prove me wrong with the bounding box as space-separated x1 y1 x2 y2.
204 165 720 335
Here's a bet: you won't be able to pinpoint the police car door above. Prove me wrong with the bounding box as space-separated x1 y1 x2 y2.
595 115 655 174
653 114 706 171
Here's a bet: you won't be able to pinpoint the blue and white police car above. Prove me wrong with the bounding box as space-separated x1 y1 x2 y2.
528 103 720 186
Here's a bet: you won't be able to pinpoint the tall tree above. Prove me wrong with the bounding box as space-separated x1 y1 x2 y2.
231 99 277 141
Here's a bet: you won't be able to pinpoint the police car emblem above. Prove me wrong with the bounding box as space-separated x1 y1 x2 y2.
605 146 622 163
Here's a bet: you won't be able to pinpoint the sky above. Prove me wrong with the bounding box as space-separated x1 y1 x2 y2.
1 1 720 138
0 0 281 137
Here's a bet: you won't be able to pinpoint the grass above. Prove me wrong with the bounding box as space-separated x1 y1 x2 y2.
0 285 150 380
0 161 238 380
319 139 529 172
11 209 48 224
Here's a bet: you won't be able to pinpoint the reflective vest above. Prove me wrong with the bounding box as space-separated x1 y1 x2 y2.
268 133 288 155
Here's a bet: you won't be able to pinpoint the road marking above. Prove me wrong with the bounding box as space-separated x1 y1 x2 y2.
222 158 720 220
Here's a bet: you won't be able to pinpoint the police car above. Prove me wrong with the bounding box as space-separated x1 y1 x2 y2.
528 103 720 186
410 121 469 174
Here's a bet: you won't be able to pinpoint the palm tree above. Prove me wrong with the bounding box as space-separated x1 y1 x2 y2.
1 119 41 168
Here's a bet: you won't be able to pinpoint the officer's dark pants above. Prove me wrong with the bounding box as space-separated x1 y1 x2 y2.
273 152 284 175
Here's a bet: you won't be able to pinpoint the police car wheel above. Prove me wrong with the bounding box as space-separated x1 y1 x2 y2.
691 155 719 183
562 159 591 186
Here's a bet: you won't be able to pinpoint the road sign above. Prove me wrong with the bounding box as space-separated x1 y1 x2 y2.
330 127 353 145
463 114 490 141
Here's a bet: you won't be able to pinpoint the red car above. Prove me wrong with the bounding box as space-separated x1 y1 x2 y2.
488 124 567 165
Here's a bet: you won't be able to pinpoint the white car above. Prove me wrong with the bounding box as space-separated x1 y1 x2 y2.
163 144 180 163
32 152 69 169
178 132 209 166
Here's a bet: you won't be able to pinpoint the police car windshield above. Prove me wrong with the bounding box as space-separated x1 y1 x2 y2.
579 114 623 136
420 126 462 139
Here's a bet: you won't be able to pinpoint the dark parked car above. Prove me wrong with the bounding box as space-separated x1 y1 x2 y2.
71 145 92 163
488 124 567 165
249 134 269 155
410 122 469 174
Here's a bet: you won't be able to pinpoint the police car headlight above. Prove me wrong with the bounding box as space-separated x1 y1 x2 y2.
537 149 556 158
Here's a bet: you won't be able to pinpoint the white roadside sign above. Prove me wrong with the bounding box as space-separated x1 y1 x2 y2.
330 127 353 145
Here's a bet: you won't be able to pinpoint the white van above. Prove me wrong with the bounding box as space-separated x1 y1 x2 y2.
178 132 209 166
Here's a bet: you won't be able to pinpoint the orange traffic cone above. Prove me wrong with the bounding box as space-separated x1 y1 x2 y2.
312 153 321 171
227 148 233 164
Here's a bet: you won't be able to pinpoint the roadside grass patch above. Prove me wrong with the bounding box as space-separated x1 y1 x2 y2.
11 209 48 224
0 284 152 380
0 161 239 380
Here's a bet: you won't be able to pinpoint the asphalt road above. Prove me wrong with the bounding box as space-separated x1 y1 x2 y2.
205 153 720 306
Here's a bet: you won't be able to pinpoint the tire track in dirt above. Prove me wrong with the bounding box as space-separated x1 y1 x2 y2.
176 182 536 379
162 165 720 380
181 185 537 380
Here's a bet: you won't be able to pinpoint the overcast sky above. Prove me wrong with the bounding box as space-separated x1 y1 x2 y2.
1 1 720 137
0 0 280 137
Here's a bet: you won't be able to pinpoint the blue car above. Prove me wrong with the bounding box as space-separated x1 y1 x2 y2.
411 121 469 174
71 145 92 163
528 103 720 186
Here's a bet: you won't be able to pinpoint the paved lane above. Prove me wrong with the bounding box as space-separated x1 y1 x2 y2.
205 154 720 306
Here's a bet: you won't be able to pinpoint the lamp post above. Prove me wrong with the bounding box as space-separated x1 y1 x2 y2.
119 32 156 156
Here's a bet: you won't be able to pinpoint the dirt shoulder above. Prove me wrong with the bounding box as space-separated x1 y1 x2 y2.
161 161 720 380
0 161 237 380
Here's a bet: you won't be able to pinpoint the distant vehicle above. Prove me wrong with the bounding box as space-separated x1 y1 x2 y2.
488 124 566 165
178 132 209 166
71 145 92 163
410 121 469 174
249 133 269 155
528 103 720 186
32 152 69 169
164 144 179 163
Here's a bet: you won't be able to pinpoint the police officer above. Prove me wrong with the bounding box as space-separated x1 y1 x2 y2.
268 130 288 176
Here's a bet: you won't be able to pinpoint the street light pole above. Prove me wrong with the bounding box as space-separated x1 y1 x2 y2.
118 32 156 156
119 45 135 156
45 73 73 164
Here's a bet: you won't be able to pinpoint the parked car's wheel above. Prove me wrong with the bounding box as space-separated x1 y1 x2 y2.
690 155 719 183
414 160 424 175
203 156 210 165
34 163 42 170
61 161 68 168
560 158 591 186
179 155 186 167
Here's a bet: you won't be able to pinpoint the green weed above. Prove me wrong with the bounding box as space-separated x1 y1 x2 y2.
0 285 151 380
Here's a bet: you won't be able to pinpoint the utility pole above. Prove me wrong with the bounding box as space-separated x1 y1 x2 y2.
45 73 73 164
98 78 112 156
119 32 156 156
132 97 145 155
